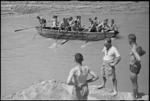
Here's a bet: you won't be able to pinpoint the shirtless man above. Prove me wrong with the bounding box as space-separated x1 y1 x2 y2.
71 20 79 31
94 17 100 26
67 53 99 100
88 18 97 32
128 33 145 99
109 19 118 33
97 19 110 32
37 16 46 27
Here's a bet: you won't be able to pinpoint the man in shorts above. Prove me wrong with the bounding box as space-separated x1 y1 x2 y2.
98 38 121 96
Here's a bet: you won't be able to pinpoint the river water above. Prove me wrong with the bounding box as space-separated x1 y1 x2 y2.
1 1 149 97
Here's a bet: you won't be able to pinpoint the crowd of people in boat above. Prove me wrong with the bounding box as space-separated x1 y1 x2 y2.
37 15 119 33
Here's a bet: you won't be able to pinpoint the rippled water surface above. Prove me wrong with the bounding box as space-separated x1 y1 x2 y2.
1 1 149 97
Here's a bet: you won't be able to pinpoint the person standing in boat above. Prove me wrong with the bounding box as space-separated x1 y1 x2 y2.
98 38 121 96
88 18 97 32
52 15 59 29
67 53 99 100
108 19 118 33
128 33 145 99
37 16 46 27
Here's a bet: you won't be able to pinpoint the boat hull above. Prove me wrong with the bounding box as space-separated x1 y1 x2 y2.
35 26 119 41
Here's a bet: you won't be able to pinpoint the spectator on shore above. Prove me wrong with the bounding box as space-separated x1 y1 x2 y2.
67 53 99 100
98 38 121 96
128 33 145 99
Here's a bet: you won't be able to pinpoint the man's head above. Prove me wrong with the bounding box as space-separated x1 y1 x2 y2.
53 15 57 18
69 17 73 21
128 33 136 45
89 18 92 21
104 38 112 49
94 17 97 20
78 16 81 20
104 19 108 24
111 19 114 24
74 53 84 64
37 16 40 19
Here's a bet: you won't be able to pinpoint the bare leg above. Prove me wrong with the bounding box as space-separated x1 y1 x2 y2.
112 78 118 96
98 77 106 89
130 72 139 99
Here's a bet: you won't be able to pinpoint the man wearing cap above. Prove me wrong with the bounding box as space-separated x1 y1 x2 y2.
98 38 121 96
37 16 46 27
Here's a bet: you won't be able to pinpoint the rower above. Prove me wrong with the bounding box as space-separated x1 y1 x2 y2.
94 17 100 26
108 19 118 33
97 19 110 33
88 18 97 32
71 20 79 32
59 18 66 31
37 16 46 28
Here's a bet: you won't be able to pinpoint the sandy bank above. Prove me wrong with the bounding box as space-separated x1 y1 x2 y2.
2 79 148 100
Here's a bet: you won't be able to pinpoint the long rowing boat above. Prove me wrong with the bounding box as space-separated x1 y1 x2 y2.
35 26 119 41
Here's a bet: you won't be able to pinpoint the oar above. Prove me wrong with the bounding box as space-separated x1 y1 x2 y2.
60 35 71 45
32 27 42 39
14 26 35 32
32 33 39 39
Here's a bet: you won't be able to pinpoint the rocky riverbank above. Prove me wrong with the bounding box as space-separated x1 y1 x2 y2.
2 79 149 100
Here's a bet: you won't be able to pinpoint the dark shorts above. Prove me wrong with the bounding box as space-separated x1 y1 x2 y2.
129 64 141 75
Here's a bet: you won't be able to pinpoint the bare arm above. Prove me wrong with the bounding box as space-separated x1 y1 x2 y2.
86 70 99 83
67 68 76 85
132 48 141 62
112 56 121 66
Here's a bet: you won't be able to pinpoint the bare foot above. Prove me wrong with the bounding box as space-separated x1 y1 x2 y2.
131 92 137 100
111 90 118 96
97 85 105 89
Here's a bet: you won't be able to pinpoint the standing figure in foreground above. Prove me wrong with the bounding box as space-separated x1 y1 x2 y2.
37 16 46 27
98 38 121 96
128 33 145 99
67 53 99 100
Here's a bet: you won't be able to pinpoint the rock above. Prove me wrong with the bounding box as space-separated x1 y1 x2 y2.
2 79 149 100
